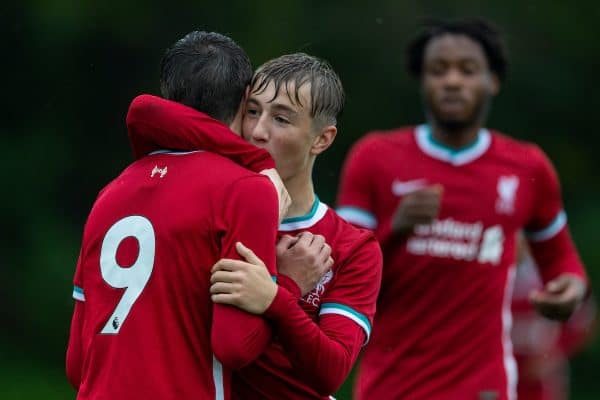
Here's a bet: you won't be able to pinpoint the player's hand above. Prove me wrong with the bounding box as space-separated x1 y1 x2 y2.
277 232 334 296
210 242 278 314
391 185 443 235
260 168 291 223
529 273 587 321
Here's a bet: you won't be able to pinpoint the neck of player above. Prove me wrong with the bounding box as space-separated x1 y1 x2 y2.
283 168 316 219
429 119 483 150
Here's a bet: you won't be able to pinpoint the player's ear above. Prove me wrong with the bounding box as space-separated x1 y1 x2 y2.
310 125 337 156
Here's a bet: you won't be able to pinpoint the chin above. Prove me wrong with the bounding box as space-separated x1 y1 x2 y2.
437 118 470 132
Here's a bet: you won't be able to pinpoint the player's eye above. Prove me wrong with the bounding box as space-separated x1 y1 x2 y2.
246 108 259 117
427 63 447 76
461 61 480 76
461 68 475 76
274 115 290 125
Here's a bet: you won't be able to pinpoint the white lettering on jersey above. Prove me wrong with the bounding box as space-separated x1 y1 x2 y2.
414 218 482 241
407 237 479 260
151 165 168 178
391 178 427 196
495 175 519 214
478 225 504 265
407 218 506 265
302 270 333 308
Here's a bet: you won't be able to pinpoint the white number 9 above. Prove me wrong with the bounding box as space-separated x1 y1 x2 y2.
100 215 155 334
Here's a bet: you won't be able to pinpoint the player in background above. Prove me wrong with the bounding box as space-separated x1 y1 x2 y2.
66 31 285 400
125 52 383 399
336 18 589 400
512 235 596 400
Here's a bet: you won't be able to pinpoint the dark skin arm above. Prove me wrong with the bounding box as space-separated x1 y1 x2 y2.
529 274 587 321
391 185 444 234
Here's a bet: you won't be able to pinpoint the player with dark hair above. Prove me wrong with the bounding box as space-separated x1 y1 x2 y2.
406 18 508 82
336 18 588 400
125 52 383 399
159 31 252 123
66 31 286 400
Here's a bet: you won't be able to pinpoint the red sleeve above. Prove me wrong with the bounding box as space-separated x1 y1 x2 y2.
321 233 382 339
336 135 379 229
263 233 383 395
264 289 365 395
66 252 84 389
211 175 279 369
528 230 586 284
125 94 275 171
276 273 302 299
524 146 587 283
66 301 84 389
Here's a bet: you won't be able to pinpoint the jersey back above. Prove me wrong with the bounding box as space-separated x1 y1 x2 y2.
73 151 275 400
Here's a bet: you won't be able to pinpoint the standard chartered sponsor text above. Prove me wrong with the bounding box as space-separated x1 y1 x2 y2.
408 218 504 264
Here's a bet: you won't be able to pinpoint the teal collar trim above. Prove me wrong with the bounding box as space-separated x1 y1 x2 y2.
280 196 329 231
281 195 321 224
415 124 491 166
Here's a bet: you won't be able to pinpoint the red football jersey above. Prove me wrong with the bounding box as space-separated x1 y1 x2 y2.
124 95 383 398
233 198 382 399
126 94 275 171
66 150 279 400
337 125 587 400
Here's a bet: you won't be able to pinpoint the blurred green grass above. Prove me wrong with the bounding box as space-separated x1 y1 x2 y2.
1 360 597 400
0 361 74 399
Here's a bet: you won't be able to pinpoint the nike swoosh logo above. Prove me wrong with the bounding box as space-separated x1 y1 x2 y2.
391 179 427 196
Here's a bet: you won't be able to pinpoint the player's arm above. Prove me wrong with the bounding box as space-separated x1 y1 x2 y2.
525 146 588 320
336 135 379 230
558 294 596 355
211 175 279 369
390 185 443 235
211 231 333 307
126 94 290 219
125 94 274 171
66 255 85 389
212 235 383 395
276 236 382 394
66 301 84 389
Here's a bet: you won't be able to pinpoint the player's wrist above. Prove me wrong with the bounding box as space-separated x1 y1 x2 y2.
263 286 294 320
261 280 278 313
277 273 302 299
390 223 414 239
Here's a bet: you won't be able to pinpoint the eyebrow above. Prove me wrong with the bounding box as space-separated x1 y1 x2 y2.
248 97 300 116
428 56 480 62
428 53 485 64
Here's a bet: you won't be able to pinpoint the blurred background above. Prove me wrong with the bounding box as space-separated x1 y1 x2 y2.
2 0 598 398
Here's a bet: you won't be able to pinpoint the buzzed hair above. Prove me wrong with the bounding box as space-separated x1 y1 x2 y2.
406 18 509 82
251 53 345 126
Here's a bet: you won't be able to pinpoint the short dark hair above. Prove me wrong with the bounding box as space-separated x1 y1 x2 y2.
406 18 509 82
160 31 252 124
251 53 345 126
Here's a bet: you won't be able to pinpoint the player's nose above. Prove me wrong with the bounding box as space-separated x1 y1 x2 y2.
250 118 269 143
442 67 463 88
